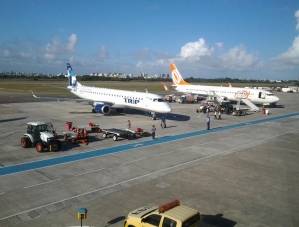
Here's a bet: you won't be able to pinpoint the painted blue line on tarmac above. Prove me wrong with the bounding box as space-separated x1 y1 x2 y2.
0 112 298 177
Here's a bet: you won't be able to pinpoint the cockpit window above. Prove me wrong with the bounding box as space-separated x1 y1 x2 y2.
152 98 166 102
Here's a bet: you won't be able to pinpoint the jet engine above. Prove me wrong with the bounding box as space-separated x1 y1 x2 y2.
93 104 111 114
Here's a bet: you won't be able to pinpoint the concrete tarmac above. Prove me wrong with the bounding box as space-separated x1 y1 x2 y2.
0 91 298 227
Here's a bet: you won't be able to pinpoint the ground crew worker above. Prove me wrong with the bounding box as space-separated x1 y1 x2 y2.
218 110 222 120
151 125 156 139
127 120 131 129
214 105 218 120
207 113 210 130
161 116 166 128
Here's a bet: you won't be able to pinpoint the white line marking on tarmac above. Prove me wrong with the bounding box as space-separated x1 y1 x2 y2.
122 157 148 165
23 179 61 189
74 167 106 176
219 137 230 140
200 141 215 145
234 133 245 137
180 146 195 150
154 151 174 157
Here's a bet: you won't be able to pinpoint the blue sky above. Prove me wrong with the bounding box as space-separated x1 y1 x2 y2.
1 0 299 80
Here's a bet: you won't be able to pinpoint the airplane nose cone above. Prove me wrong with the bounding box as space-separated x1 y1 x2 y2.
274 96 279 102
164 103 172 113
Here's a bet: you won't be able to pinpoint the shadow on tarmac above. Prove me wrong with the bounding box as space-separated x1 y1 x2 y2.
0 117 27 123
67 109 191 121
105 216 126 227
202 213 237 227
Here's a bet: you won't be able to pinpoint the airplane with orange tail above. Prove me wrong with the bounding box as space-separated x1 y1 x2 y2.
170 63 279 107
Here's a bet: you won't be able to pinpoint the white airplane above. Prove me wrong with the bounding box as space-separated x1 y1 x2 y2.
31 63 172 120
170 64 279 107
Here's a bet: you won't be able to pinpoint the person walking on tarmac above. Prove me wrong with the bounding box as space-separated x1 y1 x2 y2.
151 125 156 139
218 110 222 120
161 116 166 128
127 120 131 129
207 113 210 130
214 105 218 120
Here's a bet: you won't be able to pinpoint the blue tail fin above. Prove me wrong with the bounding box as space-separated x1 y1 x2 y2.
67 63 77 87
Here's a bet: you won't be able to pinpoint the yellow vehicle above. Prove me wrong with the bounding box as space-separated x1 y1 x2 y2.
124 200 202 227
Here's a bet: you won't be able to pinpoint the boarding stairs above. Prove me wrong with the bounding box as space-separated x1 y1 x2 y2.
235 93 259 112
205 90 224 105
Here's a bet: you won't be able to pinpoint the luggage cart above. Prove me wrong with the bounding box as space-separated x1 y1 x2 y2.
101 128 131 141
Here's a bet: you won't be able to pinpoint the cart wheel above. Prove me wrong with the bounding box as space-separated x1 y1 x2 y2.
103 133 107 138
113 135 118 141
63 134 67 140
71 138 76 144
21 137 30 148
97 128 101 133
36 142 44 152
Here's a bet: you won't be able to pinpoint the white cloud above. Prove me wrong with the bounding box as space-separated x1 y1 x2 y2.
220 45 260 71
98 46 109 60
180 38 214 59
67 34 77 53
272 10 299 65
136 61 143 68
296 10 299 31
172 39 260 71
215 42 223 49
44 34 77 60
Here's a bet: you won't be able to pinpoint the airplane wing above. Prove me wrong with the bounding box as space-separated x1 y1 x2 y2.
30 90 114 106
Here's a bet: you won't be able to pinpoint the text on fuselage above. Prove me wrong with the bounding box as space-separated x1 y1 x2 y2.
124 98 140 104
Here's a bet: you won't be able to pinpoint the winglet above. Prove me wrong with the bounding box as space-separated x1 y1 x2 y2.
29 89 38 98
162 82 170 92
170 64 191 86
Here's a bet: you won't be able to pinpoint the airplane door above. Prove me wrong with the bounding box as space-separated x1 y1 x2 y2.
259 92 266 99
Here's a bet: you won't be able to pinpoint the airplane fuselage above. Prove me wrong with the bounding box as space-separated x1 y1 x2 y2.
71 85 172 113
175 85 279 105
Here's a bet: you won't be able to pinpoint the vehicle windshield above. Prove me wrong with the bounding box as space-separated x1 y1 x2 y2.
37 124 47 132
182 213 201 227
